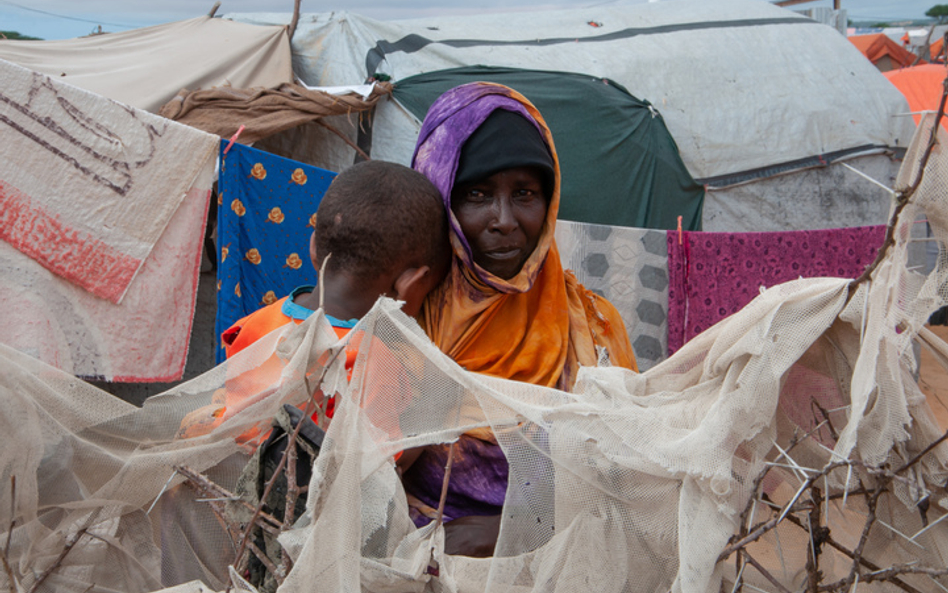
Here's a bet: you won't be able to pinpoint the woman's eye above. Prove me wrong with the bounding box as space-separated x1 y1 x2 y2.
466 189 488 201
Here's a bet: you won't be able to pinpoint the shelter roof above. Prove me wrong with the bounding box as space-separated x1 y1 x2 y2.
0 16 292 113
229 0 914 184
849 33 922 70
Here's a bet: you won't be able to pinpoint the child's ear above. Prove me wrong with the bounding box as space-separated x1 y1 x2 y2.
393 266 431 302
308 232 318 269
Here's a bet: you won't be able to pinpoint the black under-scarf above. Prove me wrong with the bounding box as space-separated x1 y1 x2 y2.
453 108 555 195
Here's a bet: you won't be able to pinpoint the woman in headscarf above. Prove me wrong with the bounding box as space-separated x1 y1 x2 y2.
402 82 637 556
413 81 636 388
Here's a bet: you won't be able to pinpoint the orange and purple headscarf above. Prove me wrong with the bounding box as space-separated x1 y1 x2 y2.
412 82 636 390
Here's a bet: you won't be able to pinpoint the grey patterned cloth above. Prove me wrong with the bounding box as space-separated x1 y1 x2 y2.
555 221 669 371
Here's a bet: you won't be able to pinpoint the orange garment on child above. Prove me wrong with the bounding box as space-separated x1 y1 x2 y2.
177 286 411 451
177 286 357 441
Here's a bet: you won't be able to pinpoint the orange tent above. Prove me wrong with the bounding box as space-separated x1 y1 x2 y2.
884 64 948 127
849 33 923 71
931 37 944 61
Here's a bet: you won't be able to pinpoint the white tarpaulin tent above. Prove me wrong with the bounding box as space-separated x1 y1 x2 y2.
231 0 916 231
0 16 293 113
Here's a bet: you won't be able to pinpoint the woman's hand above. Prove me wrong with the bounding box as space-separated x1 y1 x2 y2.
443 514 501 557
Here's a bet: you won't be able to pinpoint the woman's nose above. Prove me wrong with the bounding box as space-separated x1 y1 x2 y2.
490 198 518 233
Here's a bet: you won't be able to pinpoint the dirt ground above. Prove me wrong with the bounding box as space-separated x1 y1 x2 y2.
919 325 948 431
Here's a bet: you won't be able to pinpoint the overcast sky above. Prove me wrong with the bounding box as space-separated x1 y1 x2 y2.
0 0 936 40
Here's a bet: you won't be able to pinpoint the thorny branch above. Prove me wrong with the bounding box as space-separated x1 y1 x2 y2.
805 487 825 592
232 403 313 578
228 344 346 587
175 465 284 535
850 57 948 291
742 551 792 593
721 396 948 593
782 511 923 593
279 429 303 578
177 465 284 580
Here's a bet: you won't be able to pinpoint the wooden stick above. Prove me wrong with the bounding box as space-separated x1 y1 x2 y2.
288 0 302 41
845 480 887 586
175 465 284 533
280 435 302 579
434 443 457 527
28 527 89 593
246 538 283 584
233 401 316 575
719 461 848 563
743 552 793 593
4 477 13 561
896 429 948 474
805 487 823 593
782 512 923 593
318 253 331 310
314 119 371 162
0 549 17 593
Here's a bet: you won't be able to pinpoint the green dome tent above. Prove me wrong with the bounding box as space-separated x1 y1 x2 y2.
392 66 705 231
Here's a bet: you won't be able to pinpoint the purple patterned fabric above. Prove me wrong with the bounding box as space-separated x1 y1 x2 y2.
401 435 509 527
666 225 885 354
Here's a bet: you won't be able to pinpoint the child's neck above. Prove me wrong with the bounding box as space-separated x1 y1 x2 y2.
293 271 382 322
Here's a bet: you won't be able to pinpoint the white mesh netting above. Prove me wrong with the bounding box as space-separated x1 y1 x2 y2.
3 113 948 593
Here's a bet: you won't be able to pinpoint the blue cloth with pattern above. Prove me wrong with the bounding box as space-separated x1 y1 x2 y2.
216 140 336 363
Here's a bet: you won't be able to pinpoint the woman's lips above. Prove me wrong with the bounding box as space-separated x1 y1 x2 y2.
483 248 522 261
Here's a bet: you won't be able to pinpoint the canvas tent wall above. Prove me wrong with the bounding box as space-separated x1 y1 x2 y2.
230 0 914 233
0 16 293 113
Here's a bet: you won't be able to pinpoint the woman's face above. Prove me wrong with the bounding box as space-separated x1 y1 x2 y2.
451 166 548 280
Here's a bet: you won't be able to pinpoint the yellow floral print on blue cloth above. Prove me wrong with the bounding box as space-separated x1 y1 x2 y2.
216 140 336 362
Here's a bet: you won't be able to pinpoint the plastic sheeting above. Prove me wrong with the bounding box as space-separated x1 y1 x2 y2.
228 0 913 184
0 17 293 113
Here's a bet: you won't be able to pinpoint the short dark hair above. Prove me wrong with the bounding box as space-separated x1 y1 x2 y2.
315 160 447 285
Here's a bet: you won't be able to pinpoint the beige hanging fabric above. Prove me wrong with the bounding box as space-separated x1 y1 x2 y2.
2 117 948 593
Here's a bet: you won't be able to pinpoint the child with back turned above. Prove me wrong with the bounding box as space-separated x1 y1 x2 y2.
177 159 449 438
168 161 448 591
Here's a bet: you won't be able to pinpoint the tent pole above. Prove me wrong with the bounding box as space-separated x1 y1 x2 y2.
208 1 221 17
288 0 302 41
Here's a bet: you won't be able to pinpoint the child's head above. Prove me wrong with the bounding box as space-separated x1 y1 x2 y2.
312 160 449 317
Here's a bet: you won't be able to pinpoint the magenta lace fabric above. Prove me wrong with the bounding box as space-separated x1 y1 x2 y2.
666 226 885 354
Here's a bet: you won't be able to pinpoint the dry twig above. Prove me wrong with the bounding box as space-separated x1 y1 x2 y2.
313 119 371 161
28 526 90 593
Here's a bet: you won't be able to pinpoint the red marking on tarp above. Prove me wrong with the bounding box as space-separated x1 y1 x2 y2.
0 179 140 303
